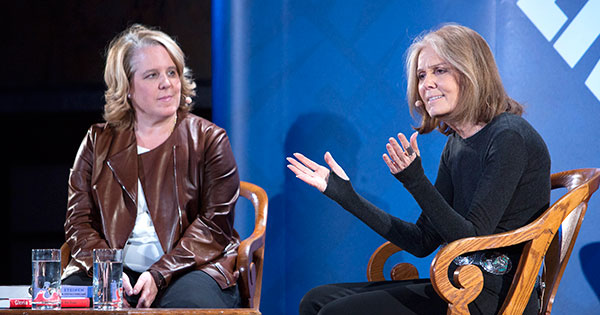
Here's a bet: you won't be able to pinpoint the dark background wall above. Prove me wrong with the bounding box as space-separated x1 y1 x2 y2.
1 0 212 285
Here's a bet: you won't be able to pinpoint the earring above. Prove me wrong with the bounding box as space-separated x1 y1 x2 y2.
128 94 131 98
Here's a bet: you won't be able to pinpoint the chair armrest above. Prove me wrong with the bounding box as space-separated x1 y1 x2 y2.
236 181 268 309
236 228 266 307
367 241 419 281
431 221 552 314
428 178 595 315
429 186 585 314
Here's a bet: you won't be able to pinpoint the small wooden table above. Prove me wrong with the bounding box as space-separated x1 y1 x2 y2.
0 286 259 314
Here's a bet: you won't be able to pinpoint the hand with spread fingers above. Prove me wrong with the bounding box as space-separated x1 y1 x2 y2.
382 131 420 174
287 152 349 192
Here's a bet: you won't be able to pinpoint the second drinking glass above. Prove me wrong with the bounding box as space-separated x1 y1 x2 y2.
93 248 123 309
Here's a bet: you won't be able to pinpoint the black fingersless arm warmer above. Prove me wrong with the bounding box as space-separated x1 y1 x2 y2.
323 169 442 257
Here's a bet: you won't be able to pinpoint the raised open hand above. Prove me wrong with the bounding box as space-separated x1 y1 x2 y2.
287 152 349 192
382 131 420 174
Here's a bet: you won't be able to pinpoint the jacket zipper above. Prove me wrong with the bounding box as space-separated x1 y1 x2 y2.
107 161 136 203
172 146 184 236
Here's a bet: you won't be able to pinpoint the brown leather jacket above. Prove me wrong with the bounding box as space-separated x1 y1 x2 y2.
63 112 240 289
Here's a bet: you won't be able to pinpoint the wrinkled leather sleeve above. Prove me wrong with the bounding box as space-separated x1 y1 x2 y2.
148 125 240 287
64 126 110 277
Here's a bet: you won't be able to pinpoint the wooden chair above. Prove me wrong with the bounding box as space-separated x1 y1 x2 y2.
61 181 268 314
367 168 600 315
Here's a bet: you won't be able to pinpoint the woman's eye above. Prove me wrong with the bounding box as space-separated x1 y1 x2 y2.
417 73 426 80
145 73 156 79
435 68 447 75
168 70 178 77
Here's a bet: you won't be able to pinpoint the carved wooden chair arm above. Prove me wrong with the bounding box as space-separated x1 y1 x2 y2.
236 181 268 309
367 241 419 282
430 184 590 315
236 229 266 308
431 231 535 315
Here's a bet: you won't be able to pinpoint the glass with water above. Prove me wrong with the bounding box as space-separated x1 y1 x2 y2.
31 249 61 310
93 248 123 309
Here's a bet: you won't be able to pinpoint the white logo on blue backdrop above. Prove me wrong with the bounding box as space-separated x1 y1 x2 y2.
517 0 600 102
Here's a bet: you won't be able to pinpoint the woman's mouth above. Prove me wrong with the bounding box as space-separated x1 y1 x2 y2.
428 95 443 103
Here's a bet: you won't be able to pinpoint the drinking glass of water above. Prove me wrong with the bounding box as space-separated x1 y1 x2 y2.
93 248 123 309
31 249 61 310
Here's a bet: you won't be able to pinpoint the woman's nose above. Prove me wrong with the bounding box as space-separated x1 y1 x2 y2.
159 74 172 89
423 73 436 89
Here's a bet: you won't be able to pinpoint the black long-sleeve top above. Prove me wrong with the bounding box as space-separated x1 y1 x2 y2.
324 113 551 258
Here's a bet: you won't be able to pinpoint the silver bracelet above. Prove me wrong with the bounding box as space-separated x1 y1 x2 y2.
453 251 512 275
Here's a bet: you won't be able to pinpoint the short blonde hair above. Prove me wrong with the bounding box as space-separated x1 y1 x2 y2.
103 24 196 130
406 24 522 135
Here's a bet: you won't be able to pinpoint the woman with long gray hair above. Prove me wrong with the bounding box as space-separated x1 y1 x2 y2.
289 24 549 315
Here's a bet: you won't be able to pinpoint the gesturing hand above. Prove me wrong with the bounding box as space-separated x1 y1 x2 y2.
287 152 349 192
382 132 420 174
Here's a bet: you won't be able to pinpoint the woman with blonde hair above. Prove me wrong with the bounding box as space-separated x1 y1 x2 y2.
62 24 242 308
289 24 548 314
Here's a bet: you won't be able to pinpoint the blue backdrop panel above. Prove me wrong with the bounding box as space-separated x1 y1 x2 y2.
213 1 600 314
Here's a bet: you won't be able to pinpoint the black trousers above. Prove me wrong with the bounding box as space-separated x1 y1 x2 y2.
299 278 539 315
63 268 241 308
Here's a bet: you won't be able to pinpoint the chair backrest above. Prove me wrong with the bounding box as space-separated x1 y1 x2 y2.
539 169 599 314
60 180 268 311
429 168 600 315
499 168 600 314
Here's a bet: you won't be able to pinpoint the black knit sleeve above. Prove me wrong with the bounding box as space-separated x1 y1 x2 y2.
394 130 528 242
323 169 442 257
